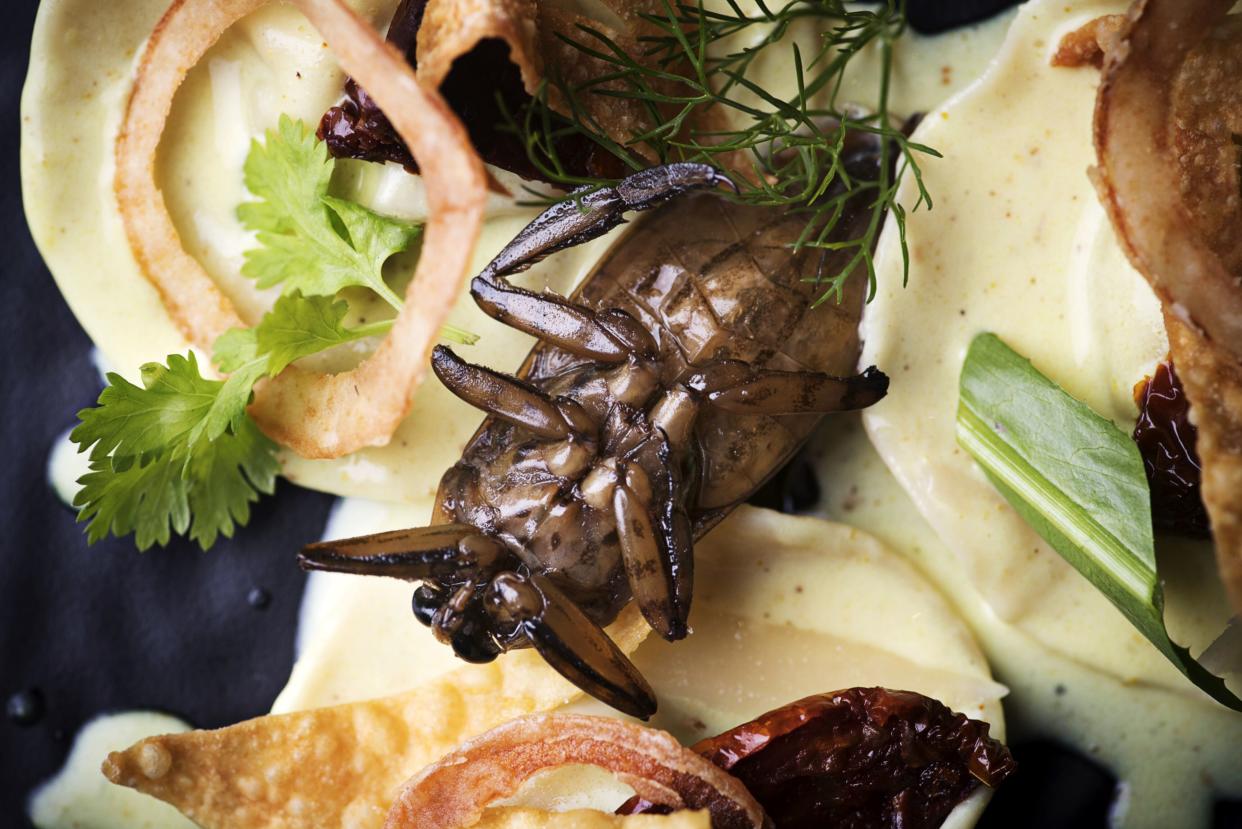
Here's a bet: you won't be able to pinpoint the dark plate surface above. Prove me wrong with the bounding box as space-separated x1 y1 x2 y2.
9 1 1223 827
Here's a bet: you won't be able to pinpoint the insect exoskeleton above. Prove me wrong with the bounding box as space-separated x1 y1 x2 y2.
299 157 891 718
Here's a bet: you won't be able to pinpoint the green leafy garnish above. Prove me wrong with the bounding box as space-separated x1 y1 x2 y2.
957 333 1242 711
72 353 280 551
214 291 393 379
72 119 475 551
239 115 418 310
503 0 937 303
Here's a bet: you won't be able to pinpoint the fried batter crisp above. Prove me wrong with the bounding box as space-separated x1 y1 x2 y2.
102 606 648 829
1161 12 1242 610
1171 15 1242 275
1051 14 1125 69
1094 0 1242 612
1166 315 1242 612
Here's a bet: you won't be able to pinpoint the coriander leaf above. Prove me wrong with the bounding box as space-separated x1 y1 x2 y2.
322 195 421 289
204 359 268 443
236 115 332 237
185 415 280 549
237 115 418 308
71 351 280 552
204 327 269 441
253 291 380 376
72 353 219 462
957 333 1242 711
76 452 190 550
213 326 261 374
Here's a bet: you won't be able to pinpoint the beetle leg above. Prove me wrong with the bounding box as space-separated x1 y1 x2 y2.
433 346 585 439
613 462 693 642
299 524 502 581
485 571 657 720
468 163 726 361
479 163 734 282
607 422 695 643
470 278 657 363
687 363 890 414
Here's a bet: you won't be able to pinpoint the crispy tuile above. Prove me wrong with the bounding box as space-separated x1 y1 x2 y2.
1051 15 1125 69
1166 315 1242 612
415 0 543 92
1169 14 1242 276
416 0 688 167
116 0 488 459
102 606 649 829
1093 0 1242 611
1093 0 1242 364
384 715 767 829
474 808 711 829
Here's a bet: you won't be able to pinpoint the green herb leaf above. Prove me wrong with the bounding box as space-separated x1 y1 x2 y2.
238 115 419 309
73 354 221 460
251 291 386 375
957 333 1242 711
71 352 279 552
70 115 483 552
184 415 280 549
501 0 937 303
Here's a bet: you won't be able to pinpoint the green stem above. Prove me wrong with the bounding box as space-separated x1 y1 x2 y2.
349 318 479 346
350 319 394 339
371 281 406 313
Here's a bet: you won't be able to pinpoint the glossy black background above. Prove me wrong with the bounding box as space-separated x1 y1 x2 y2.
3 1 1231 827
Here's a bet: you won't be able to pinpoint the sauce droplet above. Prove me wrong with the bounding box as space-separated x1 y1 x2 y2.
7 688 46 726
247 587 271 610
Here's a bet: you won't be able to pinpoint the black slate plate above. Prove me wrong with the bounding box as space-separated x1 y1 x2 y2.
8 1 1216 827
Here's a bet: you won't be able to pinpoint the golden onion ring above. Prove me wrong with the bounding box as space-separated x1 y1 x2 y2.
116 0 487 459
384 715 770 829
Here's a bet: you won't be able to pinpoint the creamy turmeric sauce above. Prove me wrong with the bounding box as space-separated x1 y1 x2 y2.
281 505 1004 829
28 712 196 829
24 1 1238 827
857 1 1242 824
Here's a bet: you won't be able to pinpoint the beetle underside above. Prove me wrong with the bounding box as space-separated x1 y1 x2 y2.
300 158 890 717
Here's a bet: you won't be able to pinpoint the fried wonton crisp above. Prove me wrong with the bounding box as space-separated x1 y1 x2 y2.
102 607 648 829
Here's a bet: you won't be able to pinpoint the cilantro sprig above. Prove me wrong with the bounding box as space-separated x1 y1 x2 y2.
72 118 466 551
72 353 280 550
239 116 417 309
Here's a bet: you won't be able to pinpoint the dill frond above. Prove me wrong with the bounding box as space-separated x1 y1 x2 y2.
499 0 940 303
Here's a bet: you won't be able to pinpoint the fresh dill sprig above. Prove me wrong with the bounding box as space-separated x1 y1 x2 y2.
501 0 939 303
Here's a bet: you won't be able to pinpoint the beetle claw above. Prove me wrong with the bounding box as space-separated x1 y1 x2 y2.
486 572 657 720
299 524 496 581
614 162 736 211
479 163 732 282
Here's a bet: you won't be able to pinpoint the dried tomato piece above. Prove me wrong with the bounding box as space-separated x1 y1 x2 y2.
623 688 1015 829
1133 359 1210 537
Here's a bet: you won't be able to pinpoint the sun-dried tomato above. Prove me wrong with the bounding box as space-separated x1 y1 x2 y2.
622 688 1015 829
1132 359 1210 537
